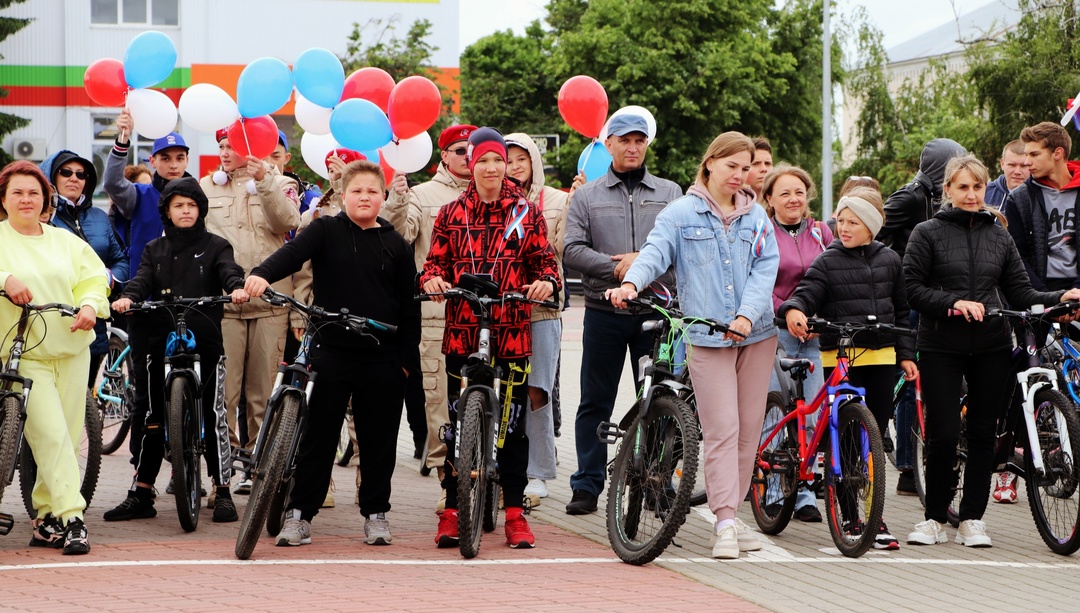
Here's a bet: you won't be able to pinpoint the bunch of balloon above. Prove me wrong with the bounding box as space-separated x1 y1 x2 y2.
84 31 179 139
376 76 442 175
558 76 608 182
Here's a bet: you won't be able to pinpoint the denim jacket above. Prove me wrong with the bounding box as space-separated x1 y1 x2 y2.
624 193 778 347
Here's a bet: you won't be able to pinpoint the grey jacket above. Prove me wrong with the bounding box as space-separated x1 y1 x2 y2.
564 166 682 310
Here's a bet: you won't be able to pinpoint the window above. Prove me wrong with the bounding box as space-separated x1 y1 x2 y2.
91 0 178 26
91 114 153 203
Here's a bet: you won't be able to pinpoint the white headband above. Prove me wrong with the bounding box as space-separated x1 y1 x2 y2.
835 195 883 239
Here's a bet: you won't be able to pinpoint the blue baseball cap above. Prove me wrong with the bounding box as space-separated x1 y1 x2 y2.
277 130 288 150
606 114 649 138
151 132 188 156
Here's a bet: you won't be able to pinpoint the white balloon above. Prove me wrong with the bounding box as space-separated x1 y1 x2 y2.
598 105 658 143
379 131 433 174
178 83 239 133
294 92 333 136
301 131 340 180
127 88 178 139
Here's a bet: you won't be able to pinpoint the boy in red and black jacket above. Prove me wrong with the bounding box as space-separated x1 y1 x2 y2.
421 127 559 549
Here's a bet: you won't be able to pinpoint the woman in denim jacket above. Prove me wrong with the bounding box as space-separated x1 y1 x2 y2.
608 132 779 559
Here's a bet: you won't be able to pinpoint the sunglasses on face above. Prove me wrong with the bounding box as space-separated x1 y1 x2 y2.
57 168 88 180
448 147 468 157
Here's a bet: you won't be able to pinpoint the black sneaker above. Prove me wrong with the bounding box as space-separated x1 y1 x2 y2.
28 513 65 548
896 470 917 496
212 489 239 523
103 492 157 521
565 489 598 515
794 505 822 523
62 517 90 555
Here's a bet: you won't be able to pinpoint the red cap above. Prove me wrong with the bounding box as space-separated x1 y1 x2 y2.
438 124 477 150
215 128 229 142
325 148 366 166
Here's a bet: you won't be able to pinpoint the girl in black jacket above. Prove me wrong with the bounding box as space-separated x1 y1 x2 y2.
779 186 918 550
904 155 1080 548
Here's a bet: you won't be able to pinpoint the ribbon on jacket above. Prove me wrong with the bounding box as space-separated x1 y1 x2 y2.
504 198 530 241
752 218 767 257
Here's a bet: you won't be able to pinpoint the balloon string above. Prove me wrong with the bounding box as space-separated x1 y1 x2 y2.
240 119 251 157
580 137 597 174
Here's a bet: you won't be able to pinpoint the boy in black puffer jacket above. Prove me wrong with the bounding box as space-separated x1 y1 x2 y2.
779 186 918 551
103 177 249 524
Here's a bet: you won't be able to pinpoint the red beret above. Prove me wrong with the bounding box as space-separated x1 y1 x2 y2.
325 148 366 166
215 128 229 142
438 124 477 150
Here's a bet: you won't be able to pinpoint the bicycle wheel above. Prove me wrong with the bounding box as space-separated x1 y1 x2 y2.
0 396 21 506
168 376 201 533
266 475 294 537
236 394 299 560
20 391 103 519
483 479 500 533
606 395 698 565
98 335 133 455
823 401 885 558
751 391 798 535
456 390 488 559
1025 388 1080 555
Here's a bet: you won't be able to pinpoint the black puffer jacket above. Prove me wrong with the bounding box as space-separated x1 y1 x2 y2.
778 240 915 362
904 206 1064 355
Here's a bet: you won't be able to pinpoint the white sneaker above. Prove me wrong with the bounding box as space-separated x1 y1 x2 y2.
907 519 947 545
734 518 762 552
233 478 253 495
524 479 549 498
956 519 992 547
275 509 311 546
712 523 739 559
364 512 392 546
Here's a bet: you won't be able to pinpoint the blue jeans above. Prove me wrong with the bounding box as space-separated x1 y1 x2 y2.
769 328 824 510
570 308 656 496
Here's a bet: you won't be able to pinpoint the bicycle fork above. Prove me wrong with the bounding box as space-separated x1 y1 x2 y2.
1017 367 1066 476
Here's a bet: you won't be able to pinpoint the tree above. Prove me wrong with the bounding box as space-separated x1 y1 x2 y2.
0 0 31 166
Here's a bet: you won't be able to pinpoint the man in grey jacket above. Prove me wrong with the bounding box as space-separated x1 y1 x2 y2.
563 114 683 514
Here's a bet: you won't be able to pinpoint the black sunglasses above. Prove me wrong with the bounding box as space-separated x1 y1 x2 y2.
448 147 468 156
57 168 88 180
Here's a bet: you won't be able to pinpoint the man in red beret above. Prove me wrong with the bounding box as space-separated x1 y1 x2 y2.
383 124 477 511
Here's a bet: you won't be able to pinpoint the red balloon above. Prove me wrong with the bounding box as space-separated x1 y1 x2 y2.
84 58 128 107
558 76 608 139
341 67 396 113
387 76 442 140
226 115 279 159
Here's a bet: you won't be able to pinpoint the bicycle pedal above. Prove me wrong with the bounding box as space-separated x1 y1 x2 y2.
597 421 625 444
0 512 13 536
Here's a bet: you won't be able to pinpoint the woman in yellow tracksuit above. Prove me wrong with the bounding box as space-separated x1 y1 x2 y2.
0 161 108 555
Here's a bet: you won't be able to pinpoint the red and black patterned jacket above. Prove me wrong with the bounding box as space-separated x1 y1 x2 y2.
420 177 560 359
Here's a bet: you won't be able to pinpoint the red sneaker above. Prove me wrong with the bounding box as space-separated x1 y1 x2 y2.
504 507 535 549
993 472 1018 504
435 509 459 547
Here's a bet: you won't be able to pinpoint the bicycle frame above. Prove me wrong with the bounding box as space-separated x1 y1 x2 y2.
95 325 131 405
1056 333 1080 406
1004 320 1066 476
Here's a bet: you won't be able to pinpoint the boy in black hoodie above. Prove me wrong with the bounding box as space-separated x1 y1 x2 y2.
245 159 421 547
102 177 249 524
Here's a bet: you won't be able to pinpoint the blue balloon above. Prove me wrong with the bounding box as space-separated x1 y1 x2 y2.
123 31 177 89
577 141 612 183
237 57 294 118
293 48 345 109
360 148 381 162
330 99 393 152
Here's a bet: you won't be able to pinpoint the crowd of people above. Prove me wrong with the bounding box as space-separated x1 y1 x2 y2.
1 107 1077 560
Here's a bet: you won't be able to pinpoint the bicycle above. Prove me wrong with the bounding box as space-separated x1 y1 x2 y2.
123 295 233 533
597 295 737 564
752 316 913 558
233 288 395 560
419 274 558 559
94 323 134 455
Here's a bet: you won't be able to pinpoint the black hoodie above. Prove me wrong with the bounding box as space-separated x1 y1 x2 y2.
251 213 420 364
879 138 967 258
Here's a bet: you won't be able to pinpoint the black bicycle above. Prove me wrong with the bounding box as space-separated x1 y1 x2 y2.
233 288 395 560
124 296 233 532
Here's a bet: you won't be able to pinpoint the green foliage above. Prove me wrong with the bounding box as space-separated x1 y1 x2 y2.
0 0 29 166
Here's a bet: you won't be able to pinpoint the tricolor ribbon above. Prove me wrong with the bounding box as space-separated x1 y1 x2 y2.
752 218 767 257
504 198 529 241
810 223 826 252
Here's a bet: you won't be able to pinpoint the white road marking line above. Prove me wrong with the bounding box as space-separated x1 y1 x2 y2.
0 557 622 572
660 557 1080 567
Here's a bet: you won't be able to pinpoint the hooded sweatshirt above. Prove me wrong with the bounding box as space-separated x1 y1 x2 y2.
880 138 967 258
1003 161 1080 290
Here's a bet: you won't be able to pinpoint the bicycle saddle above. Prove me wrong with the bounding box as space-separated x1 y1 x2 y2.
778 357 813 372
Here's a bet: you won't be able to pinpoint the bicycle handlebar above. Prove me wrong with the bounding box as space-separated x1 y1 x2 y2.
626 296 744 338
417 287 560 311
1 291 78 317
774 315 918 338
125 295 234 312
983 301 1080 321
259 289 396 335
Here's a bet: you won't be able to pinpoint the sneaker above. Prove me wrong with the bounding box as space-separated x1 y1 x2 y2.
565 489 598 515
992 472 1018 504
321 479 335 509
956 519 992 547
28 514 65 548
435 489 447 515
103 491 156 522
524 479 549 499
364 512 392 545
504 508 535 548
896 470 917 496
62 517 90 555
875 521 900 550
843 520 864 542
435 509 459 547
907 519 947 545
234 476 253 495
712 523 739 559
734 518 762 552
275 509 311 546
165 476 206 497
794 504 822 523
212 489 238 523
207 486 217 509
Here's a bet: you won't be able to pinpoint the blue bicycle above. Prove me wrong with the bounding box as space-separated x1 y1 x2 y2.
95 324 133 455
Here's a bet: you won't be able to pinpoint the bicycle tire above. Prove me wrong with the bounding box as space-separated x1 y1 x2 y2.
235 393 299 560
456 390 488 559
98 335 133 455
169 377 201 532
606 395 698 565
483 479 500 533
1025 388 1080 555
0 396 21 506
751 391 799 535
266 476 294 537
20 391 103 519
823 401 885 558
